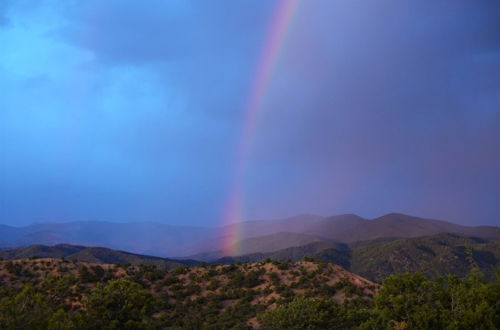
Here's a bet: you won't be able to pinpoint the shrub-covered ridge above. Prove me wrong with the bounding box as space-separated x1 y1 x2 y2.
0 257 498 329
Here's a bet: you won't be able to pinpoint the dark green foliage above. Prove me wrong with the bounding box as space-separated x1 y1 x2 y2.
351 234 500 282
91 265 105 280
185 283 202 295
86 279 157 329
244 269 264 288
206 266 219 277
0 285 54 329
163 275 180 286
260 269 500 330
78 266 94 283
277 260 291 270
207 278 219 291
269 272 280 286
217 234 500 282
260 296 357 330
0 257 498 329
229 271 245 287
358 271 500 329
172 266 189 275
319 283 336 296
137 265 165 282
5 261 23 276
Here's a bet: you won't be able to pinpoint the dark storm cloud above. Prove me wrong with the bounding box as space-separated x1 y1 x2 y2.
56 0 279 121
0 0 498 226
0 0 11 26
244 0 500 224
62 1 274 63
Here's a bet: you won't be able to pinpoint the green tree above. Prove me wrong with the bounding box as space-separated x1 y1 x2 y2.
86 278 157 329
260 297 349 330
0 285 53 330
359 273 448 329
47 309 81 330
359 271 500 330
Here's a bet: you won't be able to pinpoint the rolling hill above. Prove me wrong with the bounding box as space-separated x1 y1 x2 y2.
189 231 325 261
287 213 499 242
195 213 498 260
0 213 498 258
216 233 500 282
0 257 377 328
0 221 218 257
6 231 498 283
349 233 500 281
0 244 198 270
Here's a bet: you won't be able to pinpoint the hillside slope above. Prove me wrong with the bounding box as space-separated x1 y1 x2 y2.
350 233 500 281
216 241 351 268
0 213 497 258
0 244 197 270
191 232 326 261
219 233 500 282
0 221 218 257
0 258 377 328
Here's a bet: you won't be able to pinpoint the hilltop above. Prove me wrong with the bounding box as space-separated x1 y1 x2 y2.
0 244 198 270
1 213 497 258
217 233 500 282
0 256 498 329
2 231 498 283
0 257 376 329
350 233 500 281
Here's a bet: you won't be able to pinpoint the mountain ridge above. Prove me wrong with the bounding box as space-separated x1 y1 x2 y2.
215 233 500 282
0 243 198 269
0 213 498 258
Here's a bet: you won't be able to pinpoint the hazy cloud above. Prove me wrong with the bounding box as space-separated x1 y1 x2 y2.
0 0 498 226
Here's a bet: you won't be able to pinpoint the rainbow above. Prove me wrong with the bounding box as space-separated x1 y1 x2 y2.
222 0 301 256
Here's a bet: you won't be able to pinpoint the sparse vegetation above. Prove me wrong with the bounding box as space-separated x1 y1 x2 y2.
219 233 500 282
0 257 497 329
0 258 376 329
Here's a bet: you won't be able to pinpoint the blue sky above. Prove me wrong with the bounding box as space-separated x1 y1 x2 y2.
0 0 499 226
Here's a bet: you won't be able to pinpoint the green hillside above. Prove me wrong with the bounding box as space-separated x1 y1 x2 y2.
217 241 351 269
220 234 500 282
0 257 498 329
0 258 376 329
350 233 500 282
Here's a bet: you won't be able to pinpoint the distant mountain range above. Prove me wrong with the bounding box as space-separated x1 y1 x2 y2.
0 213 498 260
0 221 218 257
0 244 197 270
190 213 498 260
